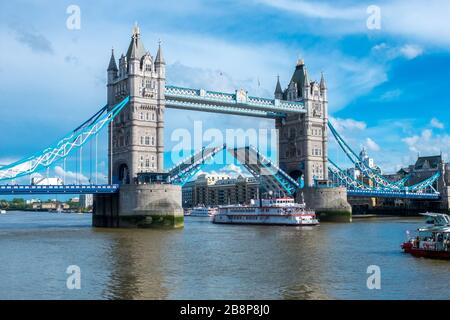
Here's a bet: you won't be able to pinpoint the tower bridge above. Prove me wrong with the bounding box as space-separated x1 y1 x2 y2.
0 25 446 226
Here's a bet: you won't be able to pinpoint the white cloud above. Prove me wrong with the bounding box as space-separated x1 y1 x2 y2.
167 62 265 97
162 32 291 99
256 0 364 20
0 157 20 166
378 89 402 102
164 32 387 111
399 45 423 59
330 116 450 174
192 169 220 179
430 117 445 129
384 0 450 48
259 0 450 49
365 137 380 152
189 164 252 180
328 117 418 173
313 54 387 110
54 166 87 184
372 43 423 60
329 117 366 131
219 163 251 178
402 129 450 157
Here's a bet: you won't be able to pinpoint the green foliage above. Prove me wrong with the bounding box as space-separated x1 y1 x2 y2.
66 201 80 209
10 198 27 210
0 199 9 209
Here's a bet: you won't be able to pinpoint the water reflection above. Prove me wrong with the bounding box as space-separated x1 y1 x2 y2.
99 228 184 299
0 213 449 299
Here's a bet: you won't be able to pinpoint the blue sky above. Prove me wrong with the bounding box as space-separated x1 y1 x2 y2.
0 0 450 186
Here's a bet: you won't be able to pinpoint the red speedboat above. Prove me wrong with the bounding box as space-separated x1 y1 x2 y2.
401 213 450 260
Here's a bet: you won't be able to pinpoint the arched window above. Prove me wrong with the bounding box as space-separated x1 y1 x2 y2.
145 136 150 145
151 136 155 145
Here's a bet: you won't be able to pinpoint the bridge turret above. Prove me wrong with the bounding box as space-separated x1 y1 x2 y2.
155 41 166 89
107 49 118 106
320 72 327 90
319 72 328 181
320 72 327 101
154 41 166 171
303 67 310 99
107 49 118 80
155 41 164 63
274 75 283 100
118 54 127 78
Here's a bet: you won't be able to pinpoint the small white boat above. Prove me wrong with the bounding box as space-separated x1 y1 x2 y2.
190 206 217 217
422 212 450 225
0 210 6 214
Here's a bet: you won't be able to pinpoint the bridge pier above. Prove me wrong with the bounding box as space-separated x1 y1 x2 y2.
92 193 120 227
299 187 352 222
439 186 450 213
93 184 183 228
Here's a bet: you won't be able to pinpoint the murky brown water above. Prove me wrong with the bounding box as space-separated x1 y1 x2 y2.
0 212 449 299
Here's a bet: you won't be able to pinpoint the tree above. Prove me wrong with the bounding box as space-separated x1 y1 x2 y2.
11 198 26 210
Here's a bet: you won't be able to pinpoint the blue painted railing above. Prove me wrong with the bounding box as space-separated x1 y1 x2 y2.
0 184 119 195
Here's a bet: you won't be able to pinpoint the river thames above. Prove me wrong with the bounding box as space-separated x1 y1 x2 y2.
0 211 448 300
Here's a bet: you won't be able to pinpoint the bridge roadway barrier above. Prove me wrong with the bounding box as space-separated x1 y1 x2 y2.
93 183 183 228
0 184 119 195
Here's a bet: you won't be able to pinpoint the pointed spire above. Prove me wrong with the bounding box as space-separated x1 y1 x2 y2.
126 23 146 60
304 68 310 87
320 71 327 90
107 48 118 72
132 21 140 36
290 57 307 91
274 75 282 95
155 39 165 65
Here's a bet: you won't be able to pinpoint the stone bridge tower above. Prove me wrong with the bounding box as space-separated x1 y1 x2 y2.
275 59 329 187
107 24 165 184
95 25 182 228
